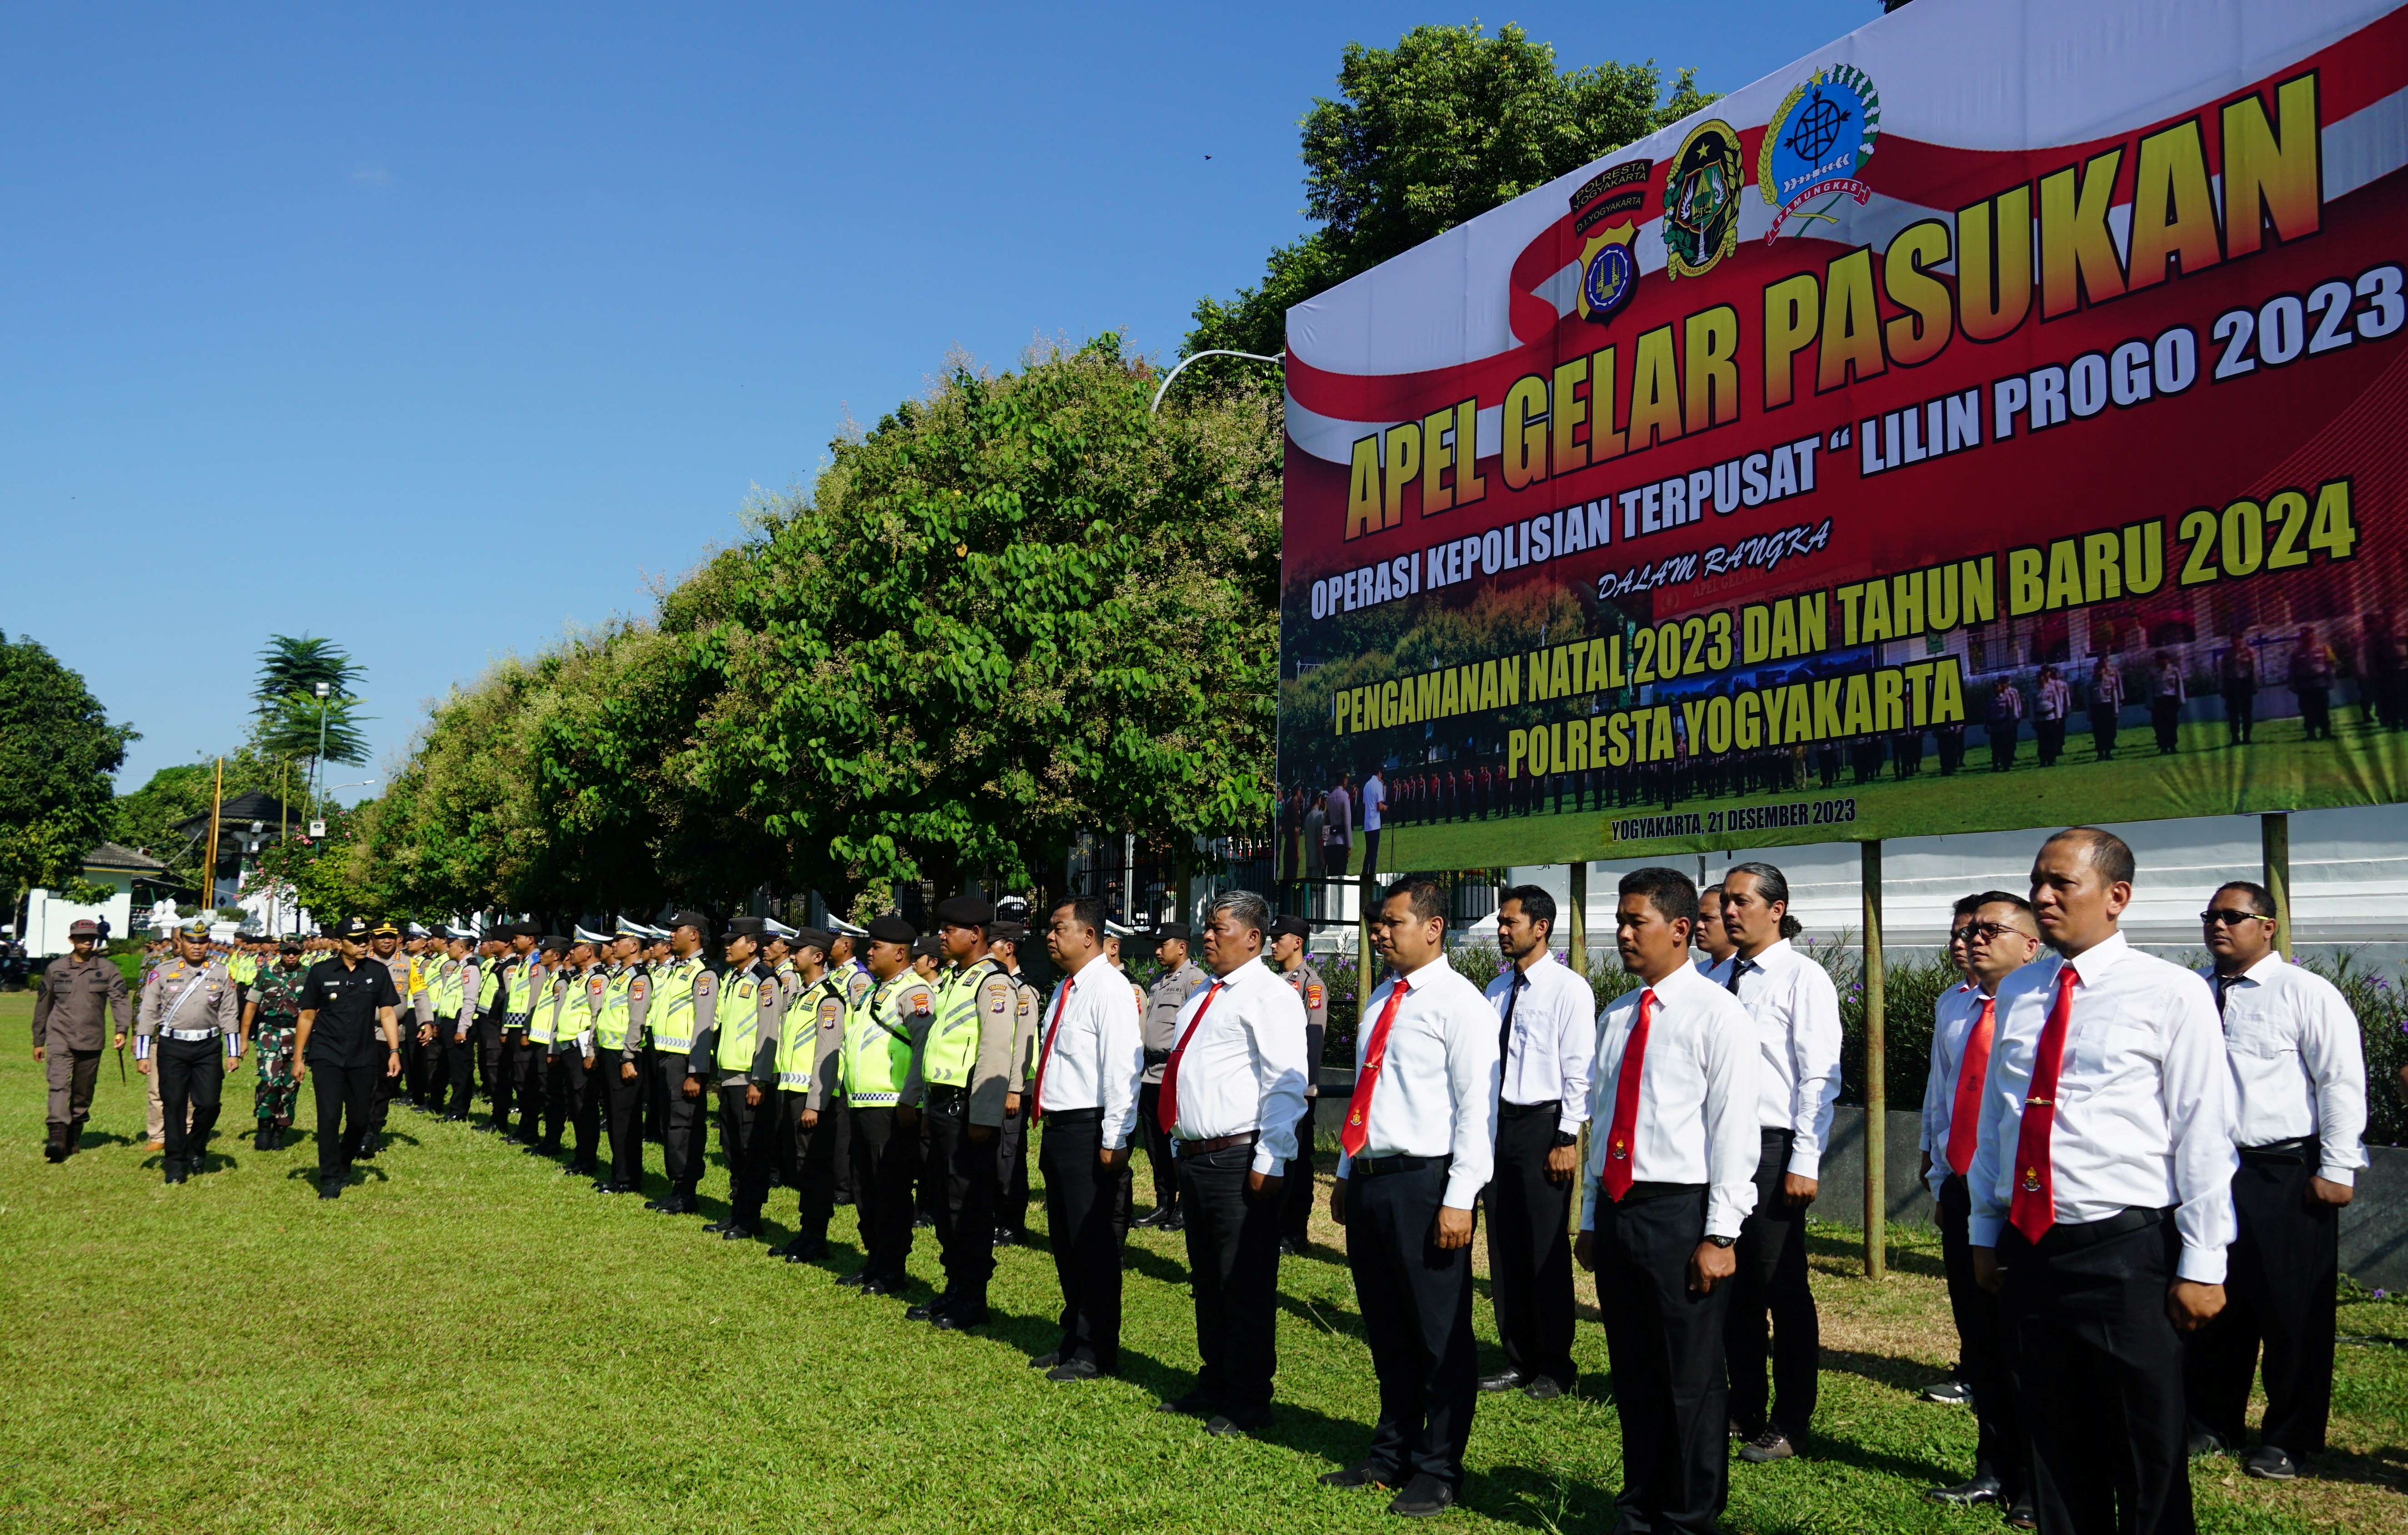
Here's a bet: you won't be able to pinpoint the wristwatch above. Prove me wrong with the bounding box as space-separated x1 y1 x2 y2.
1706 1234 1737 1248
1551 1131 1578 1149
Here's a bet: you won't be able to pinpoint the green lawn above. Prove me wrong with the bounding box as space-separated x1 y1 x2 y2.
1374 714 2408 868
0 993 2397 1533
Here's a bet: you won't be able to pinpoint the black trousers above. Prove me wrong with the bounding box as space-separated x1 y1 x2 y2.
1725 1127 1818 1440
995 1097 1030 1237
652 1049 705 1192
2184 1155 2338 1456
849 1105 921 1282
602 1058 645 1188
1280 1101 1317 1244
778 1089 837 1241
2036 717 2067 766
368 1035 400 1137
437 1018 475 1115
1347 1159 1478 1489
1593 1184 1734 1535
923 1093 998 1303
156 1039 225 1172
562 1051 599 1168
2298 686 2332 738
538 1049 574 1149
2223 686 2256 743
1177 1142 1285 1415
480 1018 513 1125
826 1096 854 1202
312 1060 377 1188
1136 1083 1179 1213
2090 706 2120 760
2152 697 2182 752
1039 1109 1126 1369
510 1034 547 1139
1486 1100 1579 1387
1939 1175 2026 1497
716 1082 774 1225
2000 1209 2193 1535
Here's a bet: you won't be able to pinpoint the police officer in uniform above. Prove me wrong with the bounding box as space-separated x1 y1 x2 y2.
589 920 651 1193
364 919 412 1154
134 917 242 1184
989 922 1041 1248
827 923 872 1207
468 927 512 1132
907 896 1019 1330
645 913 717 1215
692 917 780 1240
1136 924 1208 1230
31 917 129 1162
294 916 404 1199
488 925 540 1139
838 915 938 1295
771 928 847 1261
432 929 480 1121
1269 914 1328 1255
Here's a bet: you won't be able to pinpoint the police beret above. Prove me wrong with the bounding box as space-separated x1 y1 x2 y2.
668 911 711 937
1269 914 1311 941
985 921 1025 945
540 935 570 955
910 934 942 959
333 916 372 939
724 916 766 940
1154 923 1193 943
932 894 994 928
865 915 917 945
791 927 834 953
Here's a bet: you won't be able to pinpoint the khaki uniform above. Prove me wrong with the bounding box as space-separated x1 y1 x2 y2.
995 968 1042 1239
31 953 130 1138
135 957 241 1173
1277 957 1331 1243
1136 959 1209 1216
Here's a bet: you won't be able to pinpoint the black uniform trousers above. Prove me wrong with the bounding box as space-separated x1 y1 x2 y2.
479 1018 513 1127
2000 1209 2194 1535
1484 1100 1579 1388
312 1061 377 1189
652 1048 705 1194
777 1089 837 1241
156 1038 226 1173
826 1096 854 1203
1938 1174 2026 1498
1280 1100 1318 1244
1038 1108 1128 1369
923 1088 998 1304
850 1104 921 1281
1592 1184 1734 1535
1136 1081 1179 1214
600 1057 645 1188
2184 1150 2338 1456
435 1017 474 1115
1346 1158 1479 1490
994 1097 1031 1237
564 1050 601 1170
716 1082 775 1227
511 1039 548 1141
1176 1140 1285 1416
1724 1127 1819 1441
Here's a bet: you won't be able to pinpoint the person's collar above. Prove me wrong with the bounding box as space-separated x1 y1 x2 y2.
2059 928 2132 983
1636 954 1704 997
2233 950 2286 984
1394 949 1453 984
1736 934 1792 967
1208 956 1265 988
1072 952 1118 985
1514 947 1560 979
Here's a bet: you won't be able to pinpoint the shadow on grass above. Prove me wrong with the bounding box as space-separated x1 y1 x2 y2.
1471 1460 1621 1534
1805 1228 1946 1281
1784 1423 1961 1487
1820 1346 1951 1397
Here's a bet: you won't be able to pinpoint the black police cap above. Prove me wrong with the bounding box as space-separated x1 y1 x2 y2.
1269 914 1311 941
1154 923 1193 943
333 916 372 940
724 916 766 940
932 894 994 928
865 915 917 946
668 911 711 938
791 927 834 953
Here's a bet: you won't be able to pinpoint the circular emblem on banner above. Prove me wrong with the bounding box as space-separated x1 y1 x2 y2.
1581 241 1639 323
1662 119 1743 280
1758 65 1881 242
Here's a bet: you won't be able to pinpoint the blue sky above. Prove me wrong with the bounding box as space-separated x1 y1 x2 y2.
4 0 1881 796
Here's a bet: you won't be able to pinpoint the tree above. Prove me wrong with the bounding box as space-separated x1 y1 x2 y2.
252 800 386 925
108 752 286 894
0 631 137 907
1185 24 1714 373
253 634 361 707
251 690 372 770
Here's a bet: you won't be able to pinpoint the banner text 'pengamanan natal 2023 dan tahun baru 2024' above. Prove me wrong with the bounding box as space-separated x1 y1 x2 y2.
1274 0 2408 869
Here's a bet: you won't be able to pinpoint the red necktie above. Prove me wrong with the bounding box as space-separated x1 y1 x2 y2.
1031 979 1073 1121
1156 980 1221 1135
1600 986 1654 1202
1945 996 1995 1177
1341 977 1409 1158
2008 967 2078 1244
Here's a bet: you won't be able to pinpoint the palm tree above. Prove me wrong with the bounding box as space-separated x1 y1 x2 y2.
253 634 362 711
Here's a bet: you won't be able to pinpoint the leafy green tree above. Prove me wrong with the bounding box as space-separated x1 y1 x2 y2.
0 631 137 907
251 690 372 770
254 634 361 707
253 800 386 926
1186 23 1714 373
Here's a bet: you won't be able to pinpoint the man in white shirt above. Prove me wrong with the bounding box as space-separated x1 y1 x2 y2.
1321 876 1500 1518
1693 885 1736 973
2184 879 2366 1481
1710 862 1842 1462
1577 867 1759 1535
1156 890 1310 1437
1032 896 1145 1383
1919 892 2040 1522
1479 884 1594 1400
1361 770 1387 890
1968 827 2236 1535
1325 777 1354 881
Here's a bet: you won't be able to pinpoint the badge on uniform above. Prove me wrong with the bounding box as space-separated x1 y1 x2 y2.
1306 983 1324 1008
1609 1135 1629 1160
2020 1165 2042 1192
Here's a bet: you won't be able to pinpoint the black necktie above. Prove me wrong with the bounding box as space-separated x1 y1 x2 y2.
1498 971 1528 1067
2214 975 2232 1016
1725 958 1752 996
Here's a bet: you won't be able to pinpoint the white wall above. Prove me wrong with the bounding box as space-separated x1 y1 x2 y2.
26 887 135 959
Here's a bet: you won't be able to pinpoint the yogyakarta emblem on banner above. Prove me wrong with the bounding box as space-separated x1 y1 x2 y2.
1661 119 1743 280
1759 64 1880 242
1568 158 1652 325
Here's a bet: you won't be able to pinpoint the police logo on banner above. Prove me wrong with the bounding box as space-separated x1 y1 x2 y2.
1662 120 1743 280
1759 64 1880 242
1568 158 1652 325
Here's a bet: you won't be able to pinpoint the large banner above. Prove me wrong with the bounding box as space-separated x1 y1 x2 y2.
1278 0 2408 868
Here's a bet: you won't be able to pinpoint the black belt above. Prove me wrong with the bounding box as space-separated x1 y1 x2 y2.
925 1084 968 1109
1041 1105 1103 1124
1609 1180 1705 1205
1348 1153 1448 1178
2008 1205 2171 1251
1176 1131 1257 1154
1142 1048 1172 1067
1500 1099 1562 1119
2239 1137 2314 1166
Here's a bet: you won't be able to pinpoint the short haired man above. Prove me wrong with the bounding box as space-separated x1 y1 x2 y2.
839 916 939 1294
2185 879 2366 1480
1479 884 1594 1400
1693 886 1735 973
643 913 717 1216
770 928 845 1259
1920 893 2040 1522
1320 876 1500 1517
1968 828 2236 1535
1136 924 1209 1231
1267 913 1329 1255
293 916 403 1199
1577 868 1759 1535
31 917 129 1163
909 894 1020 1331
134 918 242 1184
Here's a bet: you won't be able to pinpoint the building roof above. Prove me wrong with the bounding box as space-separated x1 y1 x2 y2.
171 791 299 838
83 842 168 874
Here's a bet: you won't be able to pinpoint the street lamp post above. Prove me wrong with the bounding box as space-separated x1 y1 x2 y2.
311 680 331 822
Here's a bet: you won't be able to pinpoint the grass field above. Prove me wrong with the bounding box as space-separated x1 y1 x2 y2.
1375 714 2408 868
0 991 2399 1534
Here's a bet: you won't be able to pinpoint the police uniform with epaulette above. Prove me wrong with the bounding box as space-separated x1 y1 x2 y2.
840 917 939 1294
644 914 717 1215
135 918 243 1184
770 932 848 1261
911 895 1021 1328
690 918 781 1240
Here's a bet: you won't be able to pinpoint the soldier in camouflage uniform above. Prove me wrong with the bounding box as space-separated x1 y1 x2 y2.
241 938 311 1150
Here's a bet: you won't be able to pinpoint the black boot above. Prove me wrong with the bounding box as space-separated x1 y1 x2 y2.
255 1124 274 1152
64 1119 84 1155
44 1126 67 1164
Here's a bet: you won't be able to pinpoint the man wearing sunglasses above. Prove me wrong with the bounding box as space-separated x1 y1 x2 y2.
2183 882 2365 1482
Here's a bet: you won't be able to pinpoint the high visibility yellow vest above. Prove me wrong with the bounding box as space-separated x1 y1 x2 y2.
229 953 258 984
778 974 844 1089
841 973 918 1107
504 959 535 1023
477 964 501 1012
651 956 704 1053
714 966 767 1074
596 967 635 1051
529 973 564 1045
927 959 1009 1089
558 965 595 1046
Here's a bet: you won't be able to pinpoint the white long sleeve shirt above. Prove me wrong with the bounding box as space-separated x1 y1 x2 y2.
1919 980 1986 1196
1580 962 1763 1240
1036 953 1145 1149
2201 954 2368 1184
1710 938 1844 1178
1484 951 1594 1135
1334 952 1501 1211
1967 933 2238 1283
1165 958 1311 1176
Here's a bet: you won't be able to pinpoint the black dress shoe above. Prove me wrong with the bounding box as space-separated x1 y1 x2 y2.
1157 1391 1215 1418
2243 1445 2299 1481
719 1224 760 1242
1921 1378 1975 1405
162 1168 187 1185
1387 1473 1457 1517
44 1144 66 1164
860 1275 909 1296
1028 1350 1060 1370
1159 1211 1185 1232
782 1241 829 1264
1317 1463 1394 1490
702 1218 735 1235
1206 1410 1267 1438
905 1301 946 1322
1522 1376 1567 1401
1278 1238 1306 1257
2187 1424 2230 1458
932 1306 988 1331
914 1214 935 1229
991 1230 1020 1248
318 1183 342 1200
835 1269 872 1288
1478 1369 1531 1394
1044 1360 1101 1383
1924 1475 2003 1507
1133 1207 1173 1229
2006 1501 2037 1529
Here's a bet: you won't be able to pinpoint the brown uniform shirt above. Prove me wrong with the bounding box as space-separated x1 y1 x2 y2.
32 953 131 1050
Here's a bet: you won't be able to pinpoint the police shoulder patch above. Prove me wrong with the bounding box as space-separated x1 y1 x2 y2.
1306 982 1325 1009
